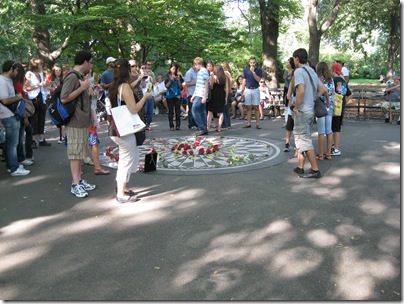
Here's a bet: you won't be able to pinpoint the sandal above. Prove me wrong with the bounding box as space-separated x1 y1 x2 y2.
316 154 324 160
217 128 222 132
115 187 137 196
324 154 332 160
230 116 236 119
242 125 251 128
94 168 110 175
238 116 244 120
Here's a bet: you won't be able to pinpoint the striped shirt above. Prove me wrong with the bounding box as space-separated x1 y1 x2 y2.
194 67 209 98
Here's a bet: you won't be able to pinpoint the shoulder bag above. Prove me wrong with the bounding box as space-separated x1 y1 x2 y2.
302 67 328 118
110 84 146 138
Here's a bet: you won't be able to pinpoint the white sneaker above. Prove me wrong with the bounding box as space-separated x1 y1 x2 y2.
20 159 34 166
79 179 96 191
155 107 159 115
8 164 24 173
11 166 30 176
71 184 88 198
331 148 341 156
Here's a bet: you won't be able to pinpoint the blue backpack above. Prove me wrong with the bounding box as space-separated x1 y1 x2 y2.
47 71 82 127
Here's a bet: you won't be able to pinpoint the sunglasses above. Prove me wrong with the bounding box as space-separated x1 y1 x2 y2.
260 81 265 83
131 65 137 68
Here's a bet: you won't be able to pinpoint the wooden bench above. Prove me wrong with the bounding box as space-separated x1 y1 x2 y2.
262 88 285 118
345 88 400 122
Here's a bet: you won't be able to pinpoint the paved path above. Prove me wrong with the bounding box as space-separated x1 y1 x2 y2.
0 115 400 300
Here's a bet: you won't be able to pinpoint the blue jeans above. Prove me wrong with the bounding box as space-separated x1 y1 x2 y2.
2 116 21 173
17 121 34 161
222 93 232 128
145 97 154 128
191 97 207 131
187 96 197 128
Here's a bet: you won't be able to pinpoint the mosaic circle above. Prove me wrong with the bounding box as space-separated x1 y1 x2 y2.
134 135 283 175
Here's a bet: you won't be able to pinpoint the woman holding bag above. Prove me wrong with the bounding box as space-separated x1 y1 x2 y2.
108 58 152 203
24 58 51 148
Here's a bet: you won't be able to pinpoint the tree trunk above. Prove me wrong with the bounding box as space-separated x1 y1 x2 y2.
259 0 279 88
307 0 341 66
386 3 399 79
30 0 71 69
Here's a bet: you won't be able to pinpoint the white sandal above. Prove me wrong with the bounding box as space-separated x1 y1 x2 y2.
84 157 94 166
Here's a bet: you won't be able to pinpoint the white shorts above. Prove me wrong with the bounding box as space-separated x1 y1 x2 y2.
244 88 260 106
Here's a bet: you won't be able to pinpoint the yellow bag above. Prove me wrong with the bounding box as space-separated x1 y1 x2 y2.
333 93 343 116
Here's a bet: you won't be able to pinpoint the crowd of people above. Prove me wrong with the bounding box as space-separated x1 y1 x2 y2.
0 48 399 200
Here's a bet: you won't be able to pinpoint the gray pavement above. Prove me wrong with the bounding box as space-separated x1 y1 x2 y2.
0 114 400 300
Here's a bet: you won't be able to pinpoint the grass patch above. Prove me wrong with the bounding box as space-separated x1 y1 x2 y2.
349 79 381 85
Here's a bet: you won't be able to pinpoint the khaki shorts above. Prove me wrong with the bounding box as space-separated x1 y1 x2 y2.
65 127 89 160
293 112 314 154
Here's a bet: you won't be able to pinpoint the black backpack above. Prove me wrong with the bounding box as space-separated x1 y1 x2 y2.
47 71 82 127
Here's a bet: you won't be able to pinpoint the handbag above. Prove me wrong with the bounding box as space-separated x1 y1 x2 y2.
332 92 343 116
110 84 146 138
24 98 35 117
302 67 327 118
144 151 157 172
135 130 146 146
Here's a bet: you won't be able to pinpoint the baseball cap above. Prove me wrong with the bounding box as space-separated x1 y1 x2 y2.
331 63 343 76
106 57 116 64
393 76 400 81
128 59 137 67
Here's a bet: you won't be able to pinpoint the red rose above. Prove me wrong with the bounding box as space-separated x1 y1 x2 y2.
198 148 204 155
206 149 212 154
182 150 187 155
189 150 194 155
213 145 219 152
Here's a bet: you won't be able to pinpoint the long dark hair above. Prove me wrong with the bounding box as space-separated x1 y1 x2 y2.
13 63 25 84
213 65 226 84
168 63 180 76
108 58 130 106
50 63 63 82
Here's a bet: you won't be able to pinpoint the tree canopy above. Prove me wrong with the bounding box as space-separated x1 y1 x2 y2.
0 0 399 81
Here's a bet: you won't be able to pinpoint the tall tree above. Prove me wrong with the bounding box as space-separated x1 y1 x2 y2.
307 0 342 66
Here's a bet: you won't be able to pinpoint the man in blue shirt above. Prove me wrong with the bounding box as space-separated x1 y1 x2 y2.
241 56 263 129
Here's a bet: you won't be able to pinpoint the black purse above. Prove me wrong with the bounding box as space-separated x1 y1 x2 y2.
302 67 327 118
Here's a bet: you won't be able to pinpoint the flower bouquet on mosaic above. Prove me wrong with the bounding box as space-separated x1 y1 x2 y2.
105 146 119 162
137 136 270 170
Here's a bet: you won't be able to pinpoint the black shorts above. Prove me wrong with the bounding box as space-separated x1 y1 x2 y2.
285 114 294 131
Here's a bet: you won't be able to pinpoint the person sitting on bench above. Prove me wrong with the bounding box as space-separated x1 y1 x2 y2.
382 76 400 123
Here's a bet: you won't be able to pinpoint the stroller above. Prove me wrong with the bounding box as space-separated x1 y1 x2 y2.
96 90 108 122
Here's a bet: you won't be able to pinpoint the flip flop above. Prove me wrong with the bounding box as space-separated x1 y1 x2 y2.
94 168 110 175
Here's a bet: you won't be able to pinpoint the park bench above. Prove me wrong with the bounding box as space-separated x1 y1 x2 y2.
345 87 400 122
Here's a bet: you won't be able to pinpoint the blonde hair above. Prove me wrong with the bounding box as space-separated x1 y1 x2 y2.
194 57 204 65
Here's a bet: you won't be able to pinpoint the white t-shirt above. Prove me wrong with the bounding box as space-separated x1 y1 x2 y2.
154 81 167 96
342 66 349 77
0 75 15 119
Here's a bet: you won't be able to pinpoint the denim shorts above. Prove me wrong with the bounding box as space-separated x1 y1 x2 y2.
316 109 333 135
244 88 260 106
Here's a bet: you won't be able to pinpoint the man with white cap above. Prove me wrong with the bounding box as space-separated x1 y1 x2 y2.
100 57 116 125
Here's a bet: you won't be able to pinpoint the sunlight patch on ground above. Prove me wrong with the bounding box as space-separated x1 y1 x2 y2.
372 162 400 176
359 199 387 215
0 246 48 273
0 214 61 238
270 247 323 278
306 229 339 248
334 249 398 300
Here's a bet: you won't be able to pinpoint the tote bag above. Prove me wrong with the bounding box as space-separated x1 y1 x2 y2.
111 84 146 138
332 93 343 116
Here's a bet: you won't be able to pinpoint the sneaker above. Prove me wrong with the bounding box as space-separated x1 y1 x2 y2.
11 166 30 176
331 148 341 156
284 143 290 152
293 167 304 175
57 137 66 144
38 139 51 146
155 107 159 115
299 169 322 178
79 179 96 191
71 184 88 198
20 159 34 166
8 164 24 172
